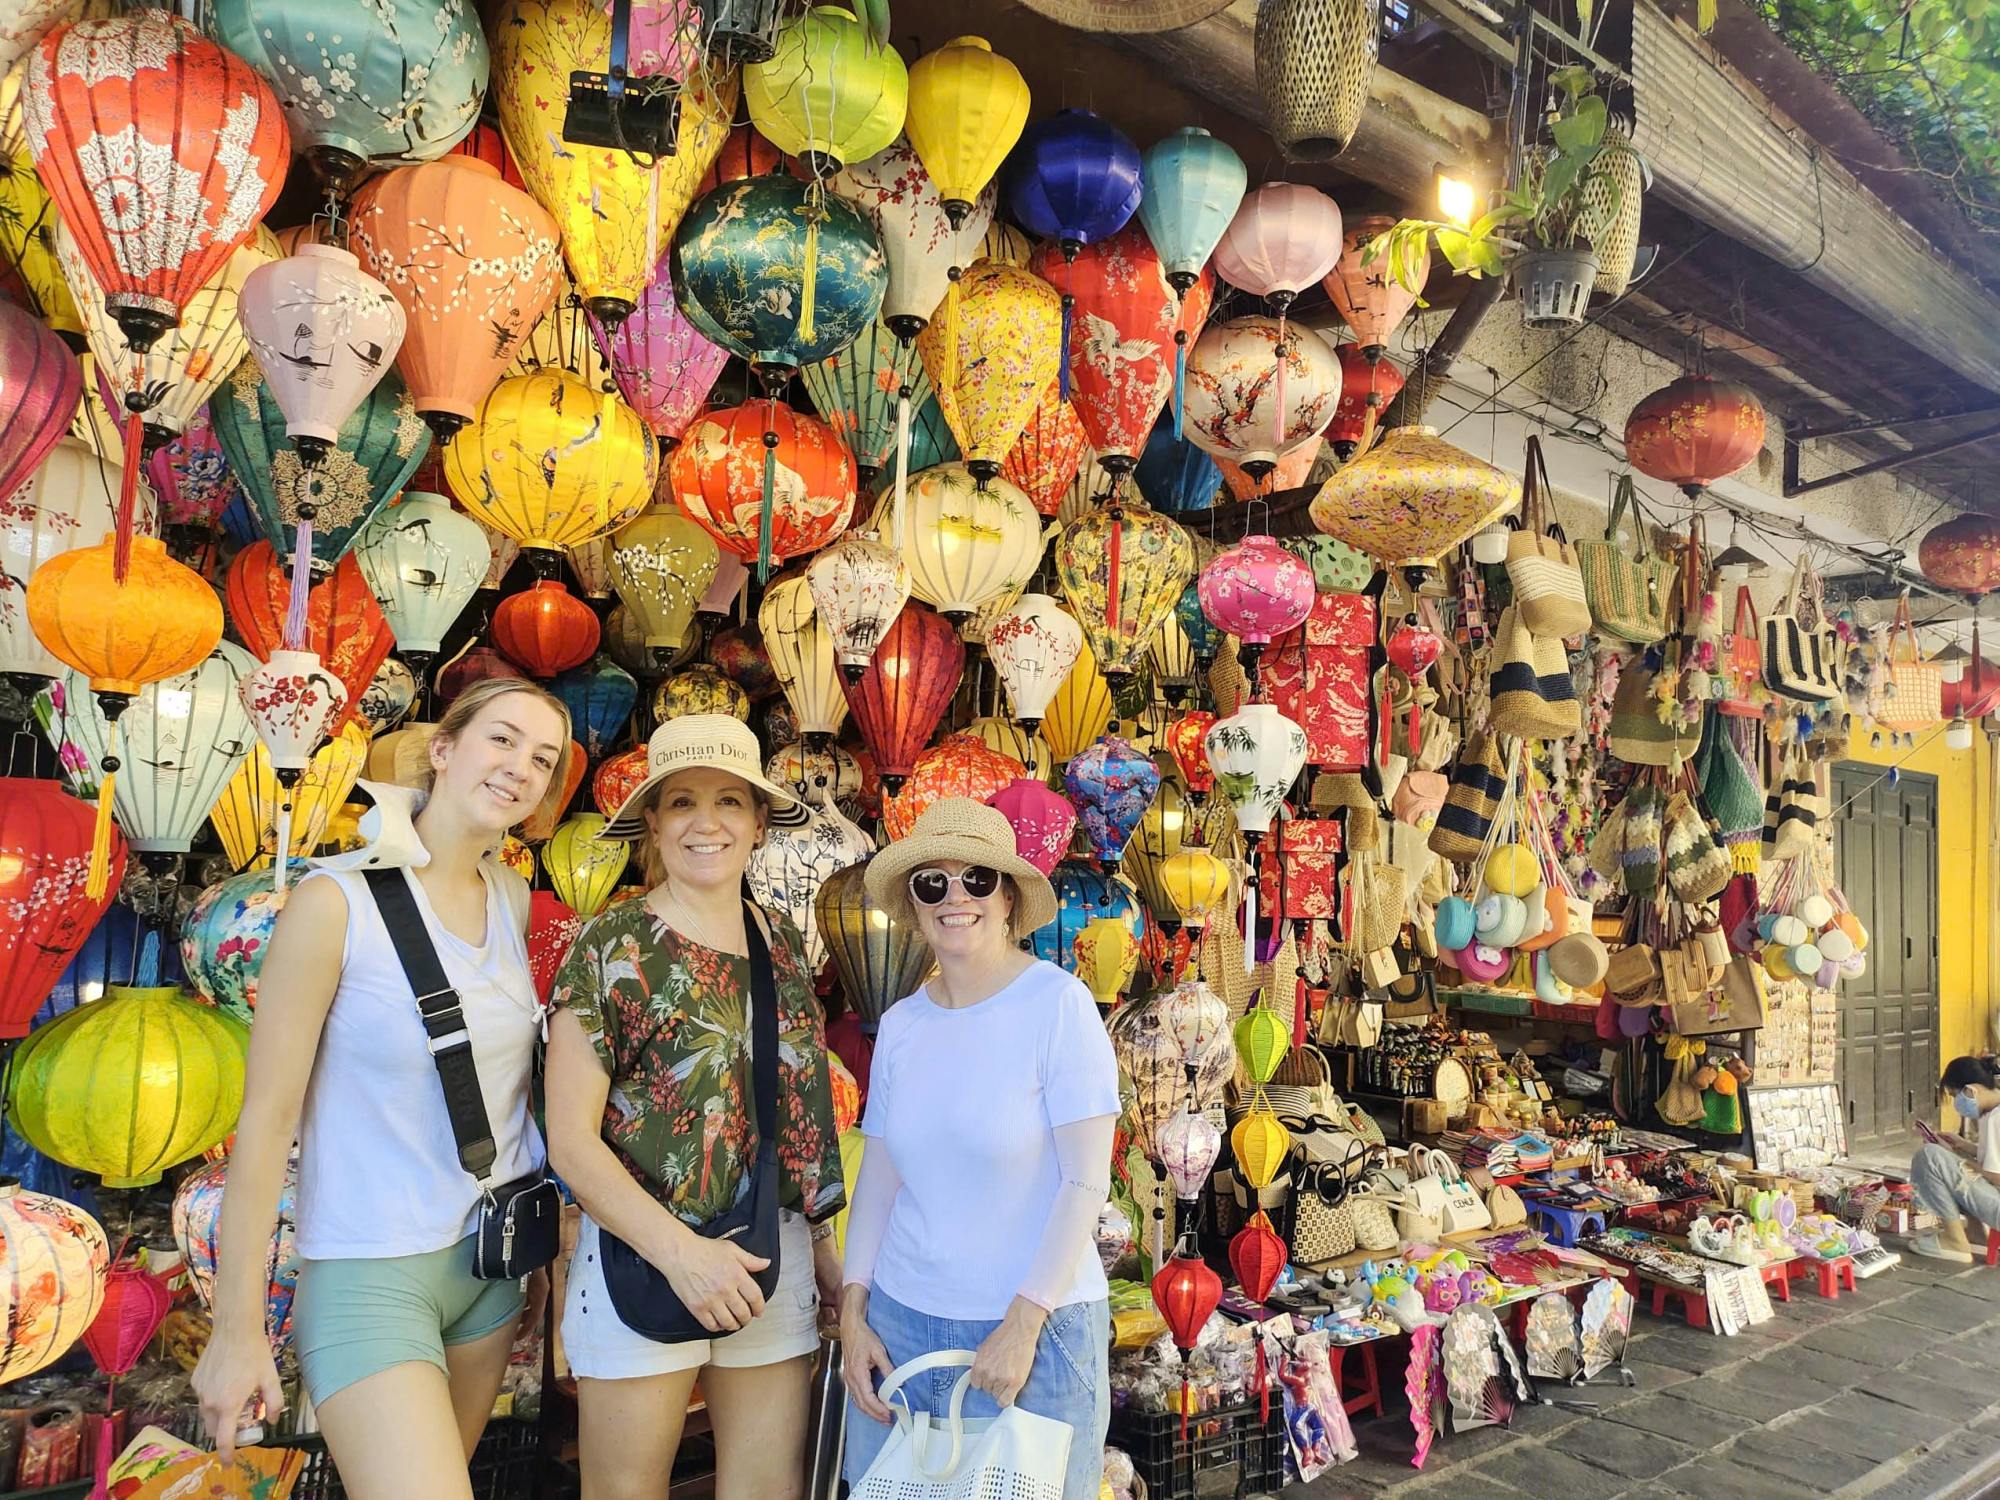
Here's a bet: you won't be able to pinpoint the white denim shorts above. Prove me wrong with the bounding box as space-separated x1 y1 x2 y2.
562 1209 819 1380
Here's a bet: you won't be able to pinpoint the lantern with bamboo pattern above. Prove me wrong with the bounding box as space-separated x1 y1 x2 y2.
816 858 933 1032
351 493 491 659
760 571 851 742
840 601 963 791
0 1183 108 1386
803 320 936 488
1056 503 1196 676
886 464 1041 621
670 402 857 578
546 813 628 917
611 507 720 650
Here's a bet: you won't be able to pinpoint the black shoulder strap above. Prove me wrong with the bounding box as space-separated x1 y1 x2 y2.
364 868 499 1186
741 902 780 1153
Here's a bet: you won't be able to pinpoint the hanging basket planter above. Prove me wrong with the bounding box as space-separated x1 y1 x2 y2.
1015 0 1236 31
1254 0 1382 163
1583 121 1647 297
1515 247 1601 329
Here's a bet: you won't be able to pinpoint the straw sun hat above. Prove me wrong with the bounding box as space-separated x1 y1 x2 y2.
600 715 810 840
864 798 1058 939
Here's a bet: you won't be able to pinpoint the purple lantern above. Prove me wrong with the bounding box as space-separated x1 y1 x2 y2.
1197 534 1316 669
988 778 1077 876
592 252 730 454
0 303 82 501
1063 735 1161 866
147 410 241 532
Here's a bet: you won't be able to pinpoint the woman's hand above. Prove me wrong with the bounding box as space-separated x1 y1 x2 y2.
660 1229 768 1334
968 1299 1047 1410
839 1284 895 1425
812 1232 843 1330
192 1325 285 1465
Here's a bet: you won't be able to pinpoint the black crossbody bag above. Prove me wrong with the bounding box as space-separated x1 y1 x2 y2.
597 900 782 1343
365 868 563 1281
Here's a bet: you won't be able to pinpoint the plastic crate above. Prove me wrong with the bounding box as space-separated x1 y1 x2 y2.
1110 1400 1286 1500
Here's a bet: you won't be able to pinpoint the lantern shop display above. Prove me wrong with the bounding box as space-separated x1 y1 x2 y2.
887 464 1042 619
1624 374 1767 497
748 798 876 972
804 321 936 488
841 602 964 791
175 1155 301 1353
672 403 858 576
816 858 933 1032
0 1183 108 1386
1042 635 1120 766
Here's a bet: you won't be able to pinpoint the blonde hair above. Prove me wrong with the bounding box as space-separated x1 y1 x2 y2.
420 677 575 834
636 776 770 889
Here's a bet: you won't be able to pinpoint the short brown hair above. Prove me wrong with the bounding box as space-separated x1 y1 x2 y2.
419 677 575 835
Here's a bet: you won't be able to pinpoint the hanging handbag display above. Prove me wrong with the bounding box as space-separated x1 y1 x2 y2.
1761 752 1824 862
1578 475 1675 643
1489 607 1582 741
597 903 784 1342
1879 594 1944 732
1430 730 1507 864
1663 786 1730 903
1506 437 1591 638
1606 645 1700 767
364 869 562 1282
1719 587 1766 717
1762 557 1843 702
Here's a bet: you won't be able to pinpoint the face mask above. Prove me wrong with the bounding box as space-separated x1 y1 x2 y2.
1954 1087 1982 1120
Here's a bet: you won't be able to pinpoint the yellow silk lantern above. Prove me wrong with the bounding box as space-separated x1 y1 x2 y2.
745 6 908 174
655 665 751 722
1230 1107 1291 1190
547 814 628 917
498 835 536 882
964 715 1052 783
1122 777 1189 923
8 985 246 1188
1072 916 1138 1006
904 37 1030 226
1056 504 1196 677
976 221 1035 270
0 64 82 337
1309 426 1520 569
759 571 851 741
444 370 658 552
493 0 735 326
612 507 720 648
1162 847 1233 930
210 721 370 871
880 463 1043 620
1235 1008 1290 1084
1042 631 1117 765
917 262 1061 482
0 1181 107 1385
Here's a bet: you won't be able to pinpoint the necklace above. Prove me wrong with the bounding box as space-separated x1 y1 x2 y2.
658 886 740 955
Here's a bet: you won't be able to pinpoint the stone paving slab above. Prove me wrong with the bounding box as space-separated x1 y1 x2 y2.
1598 1389 1758 1444
1547 1418 1700 1480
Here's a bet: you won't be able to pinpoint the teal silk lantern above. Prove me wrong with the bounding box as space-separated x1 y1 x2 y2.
907 391 961 476
1175 580 1226 664
211 358 431 578
208 0 490 194
1032 861 1145 974
801 319 936 486
1137 128 1248 296
671 175 888 392
554 654 639 759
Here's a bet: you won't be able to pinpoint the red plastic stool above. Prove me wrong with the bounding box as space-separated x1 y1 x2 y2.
1788 1255 1856 1298
1758 1261 1792 1302
1648 1280 1710 1329
1985 1227 1999 1267
1330 1341 1386 1419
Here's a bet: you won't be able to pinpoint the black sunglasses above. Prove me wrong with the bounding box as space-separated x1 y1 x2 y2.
908 866 1002 905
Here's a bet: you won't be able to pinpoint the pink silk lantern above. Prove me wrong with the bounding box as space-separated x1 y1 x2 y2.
1209 184 1340 456
987 778 1077 875
0 303 83 502
1198 536 1316 662
592 252 730 453
82 1261 170 1379
146 410 239 532
238 247 407 459
1156 1106 1221 1200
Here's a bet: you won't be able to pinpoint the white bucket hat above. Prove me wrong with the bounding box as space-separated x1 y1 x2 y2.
600 715 808 840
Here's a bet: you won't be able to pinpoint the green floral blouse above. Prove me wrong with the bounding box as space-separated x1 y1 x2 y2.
551 898 845 1226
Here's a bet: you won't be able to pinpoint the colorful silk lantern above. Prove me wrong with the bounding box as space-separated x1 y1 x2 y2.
0 75 84 339
1056 503 1197 676
1213 182 1342 309
1206 703 1306 841
1235 1007 1289 1084
987 778 1076 876
494 0 734 328
1624 374 1768 497
988 595 1085 731
916 261 1061 482
348 156 565 440
833 141 995 347
1032 860 1142 973
1133 407 1222 515
0 1182 107 1385
444 369 658 551
841 601 963 791
174 1154 299 1353
884 733 1025 841
209 722 368 870
746 6 906 174
815 857 933 1032
526 887 581 1004
211 357 430 579
655 664 751 722
1071 915 1138 1007
670 402 856 574
1064 735 1161 865
145 410 240 533
1156 1106 1221 1201
1151 1249 1223 1430
1164 709 1218 793
610 506 720 649
8 984 245 1186
1220 439 1319 501
1324 212 1422 356
593 744 650 818
803 320 936 486
1138 128 1247 297
1326 338 1404 460
889 463 1042 620
1183 315 1341 479
494 579 601 677
1919 514 2000 596
749 797 875 971
554 656 638 759
0 777 125 1038
1308 426 1520 568
226 543 395 713
209 0 487 191
1230 1107 1291 1191
591 251 729 453
1230 1211 1287 1304
0 301 81 502
1198 535 1316 666
546 812 628 916
964 715 1051 783
904 36 1030 228
808 530 911 679
1042 635 1118 766
350 491 491 658
180 862 290 1016
1162 846 1232 930
1001 382 1089 518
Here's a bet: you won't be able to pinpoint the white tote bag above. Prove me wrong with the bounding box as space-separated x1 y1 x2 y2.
853 1351 1074 1500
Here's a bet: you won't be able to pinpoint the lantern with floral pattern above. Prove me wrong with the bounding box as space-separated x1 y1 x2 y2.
884 734 1025 841
1624 374 1767 498
1056 504 1196 676
987 595 1084 732
987 778 1076 876
1064 735 1161 865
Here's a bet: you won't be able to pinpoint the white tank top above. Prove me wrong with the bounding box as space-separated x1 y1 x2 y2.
293 861 544 1259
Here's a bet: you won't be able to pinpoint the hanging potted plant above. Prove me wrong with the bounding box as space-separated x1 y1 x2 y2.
1364 66 1640 330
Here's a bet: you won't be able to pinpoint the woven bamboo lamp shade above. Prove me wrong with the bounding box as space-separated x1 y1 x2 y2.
1253 0 1382 163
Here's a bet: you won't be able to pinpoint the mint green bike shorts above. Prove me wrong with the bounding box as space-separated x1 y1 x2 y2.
293 1235 524 1405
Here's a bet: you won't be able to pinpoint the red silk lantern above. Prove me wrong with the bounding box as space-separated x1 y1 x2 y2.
841 601 964 793
1229 1210 1287 1304
225 542 393 720
1919 513 2000 597
0 778 126 1038
699 122 788 194
1164 710 1217 793
82 1260 171 1379
1386 619 1443 677
669 402 857 577
593 745 650 817
1001 382 1089 519
1151 1246 1224 1437
437 646 524 705
527 889 582 1003
1624 374 1766 496
1326 341 1403 460
493 579 601 677
1030 229 1213 469
449 121 528 190
884 733 1025 841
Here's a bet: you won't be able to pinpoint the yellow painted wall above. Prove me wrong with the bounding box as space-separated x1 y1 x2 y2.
1839 729 1995 1070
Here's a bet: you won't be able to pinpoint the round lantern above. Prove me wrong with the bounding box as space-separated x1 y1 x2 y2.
493 580 601 678
655 665 752 723
1032 860 1143 973
1056 503 1198 676
0 1183 108 1385
904 36 1030 228
769 740 866 809
209 723 369 870
808 531 912 679
181 861 296 1018
9 984 245 1186
1198 535 1316 664
987 778 1077 876
1064 736 1162 865
888 463 1042 620
840 601 964 791
670 402 857 575
0 778 126 1039
916 261 1062 482
445 369 657 552
0 301 80 503
347 156 565 439
760 571 851 741
1309 426 1520 569
1138 127 1248 296
610 507 720 651
591 251 730 452
885 734 1026 841
816 858 934 1032
1182 314 1341 479
1919 513 2000 597
1624 374 1767 497
594 745 651 818
226 543 395 712
988 595 1086 731
1206 703 1307 841
745 5 907 175
1002 381 1090 519
174 1155 299 1353
351 492 492 659
546 813 628 917
1162 847 1233 929
1004 108 1143 263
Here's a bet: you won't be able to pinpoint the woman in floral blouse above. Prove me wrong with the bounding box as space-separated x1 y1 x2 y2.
546 716 844 1500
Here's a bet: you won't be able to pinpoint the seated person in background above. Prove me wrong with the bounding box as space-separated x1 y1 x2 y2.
1906 1056 2000 1264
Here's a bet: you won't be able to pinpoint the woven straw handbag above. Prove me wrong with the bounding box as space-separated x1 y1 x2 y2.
1347 1181 1400 1252
1578 475 1674 643
1506 437 1591 638
1880 595 1943 732
1489 607 1582 741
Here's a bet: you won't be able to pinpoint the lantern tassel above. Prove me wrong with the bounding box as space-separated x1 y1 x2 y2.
1059 294 1073 401
758 424 777 583
284 520 313 652
87 1417 114 1500
1106 511 1123 630
113 411 145 584
1174 329 1188 443
275 797 292 891
86 768 115 902
894 384 911 553
798 209 821 345
1293 969 1307 1049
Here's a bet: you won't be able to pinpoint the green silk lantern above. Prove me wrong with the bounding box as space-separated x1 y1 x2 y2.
1234 1007 1289 1084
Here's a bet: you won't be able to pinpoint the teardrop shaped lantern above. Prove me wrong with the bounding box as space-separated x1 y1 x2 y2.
591 251 730 454
1205 702 1306 843
610 506 721 650
841 601 964 791
1182 314 1341 480
1326 338 1405 461
808 531 912 680
1308 426 1520 569
546 813 628 917
802 320 937 488
1230 1211 1288 1304
1071 915 1138 1007
0 302 81 503
1042 635 1118 766
987 778 1076 876
1235 1006 1290 1083
0 1182 108 1385
749 796 876 972
1324 212 1422 356
815 857 934 1032
351 492 492 660
1064 734 1161 865
888 462 1043 621
1156 1107 1221 1201
1138 127 1248 297
1624 374 1767 498
1254 0 1382 162
1230 1107 1291 1191
1197 535 1316 671
904 36 1030 229
916 261 1062 483
987 595 1085 731
759 571 851 742
670 401 857 577
885 734 1026 841
745 5 907 176
832 140 995 345
1056 503 1197 676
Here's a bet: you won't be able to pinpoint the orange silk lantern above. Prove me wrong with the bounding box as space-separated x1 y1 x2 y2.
493 579 601 677
1624 374 1767 498
349 156 566 442
1001 381 1089 519
1918 513 2000 597
669 402 857 577
225 542 393 717
700 122 788 193
1326 340 1403 460
883 733 1027 840
593 745 649 817
840 601 964 793
1322 212 1423 356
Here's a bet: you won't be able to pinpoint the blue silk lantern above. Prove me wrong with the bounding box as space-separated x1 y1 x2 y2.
554 654 639 760
210 358 431 580
1064 735 1161 866
802 319 936 486
1135 407 1221 513
1032 861 1144 973
671 175 889 393
1003 109 1144 399
908 392 962 474
42 909 182 1025
1175 580 1226 663
209 0 490 194
1138 128 1248 297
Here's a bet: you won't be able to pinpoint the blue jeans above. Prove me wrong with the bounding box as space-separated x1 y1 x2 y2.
1911 1142 2000 1227
842 1288 1110 1500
